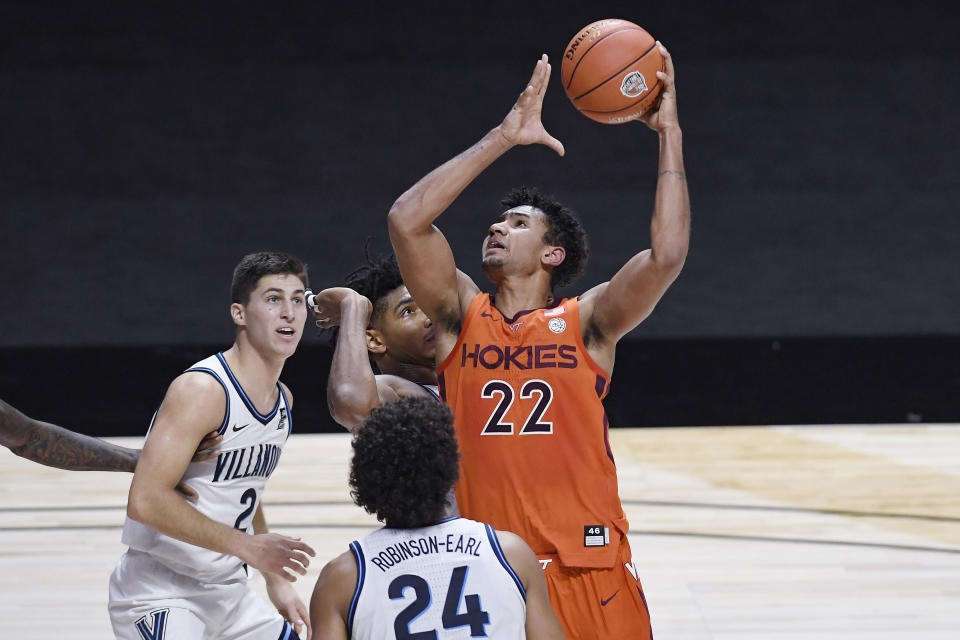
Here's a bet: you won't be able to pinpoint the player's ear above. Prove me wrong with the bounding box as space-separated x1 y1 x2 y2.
542 245 566 268
366 329 387 354
230 302 246 326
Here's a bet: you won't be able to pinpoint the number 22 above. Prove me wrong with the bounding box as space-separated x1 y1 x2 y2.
481 379 554 435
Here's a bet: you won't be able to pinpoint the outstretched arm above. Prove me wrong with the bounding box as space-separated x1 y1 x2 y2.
388 54 565 331
0 397 221 477
1 397 139 471
582 44 690 359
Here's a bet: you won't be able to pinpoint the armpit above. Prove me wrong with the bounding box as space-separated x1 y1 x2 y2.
582 317 606 348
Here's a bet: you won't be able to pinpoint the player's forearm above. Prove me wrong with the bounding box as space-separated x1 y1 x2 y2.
1 400 139 472
327 300 380 431
252 506 278 584
252 502 270 535
650 127 690 270
388 128 513 235
16 427 140 472
128 485 248 556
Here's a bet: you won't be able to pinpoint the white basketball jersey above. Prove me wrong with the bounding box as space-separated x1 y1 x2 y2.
349 517 527 640
121 352 292 582
417 383 442 402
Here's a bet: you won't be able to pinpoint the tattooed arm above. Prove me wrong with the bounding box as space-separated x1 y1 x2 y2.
1 397 140 471
1 397 221 475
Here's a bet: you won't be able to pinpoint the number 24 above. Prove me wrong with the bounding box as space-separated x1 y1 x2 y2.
390 566 490 639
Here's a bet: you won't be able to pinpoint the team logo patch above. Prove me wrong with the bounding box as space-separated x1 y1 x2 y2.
548 317 566 334
620 71 649 98
135 608 169 640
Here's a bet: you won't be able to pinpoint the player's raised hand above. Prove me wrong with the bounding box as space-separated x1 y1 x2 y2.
639 42 679 132
498 54 565 156
266 576 312 640
242 532 316 581
309 287 372 329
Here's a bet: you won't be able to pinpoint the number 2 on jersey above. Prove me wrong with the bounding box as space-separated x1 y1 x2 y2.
481 378 554 435
233 488 257 532
389 565 490 639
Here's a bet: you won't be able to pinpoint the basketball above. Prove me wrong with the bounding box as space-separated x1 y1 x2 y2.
561 19 664 125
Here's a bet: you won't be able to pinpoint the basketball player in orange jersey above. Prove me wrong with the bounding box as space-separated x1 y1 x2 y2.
387 44 688 639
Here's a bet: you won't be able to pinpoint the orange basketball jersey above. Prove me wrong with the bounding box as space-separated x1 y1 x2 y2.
437 293 629 568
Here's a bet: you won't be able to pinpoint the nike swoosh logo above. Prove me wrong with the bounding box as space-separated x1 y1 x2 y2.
601 590 620 606
481 312 493 318
232 423 251 432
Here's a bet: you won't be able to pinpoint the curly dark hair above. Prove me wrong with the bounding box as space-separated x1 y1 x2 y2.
324 248 406 361
231 251 309 304
500 185 589 289
349 397 460 528
343 249 405 327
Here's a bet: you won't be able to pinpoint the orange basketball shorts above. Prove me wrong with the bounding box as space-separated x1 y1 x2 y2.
538 535 652 640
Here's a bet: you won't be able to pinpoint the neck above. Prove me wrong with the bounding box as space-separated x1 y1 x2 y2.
492 274 554 319
222 340 285 405
386 494 459 529
377 356 438 384
437 497 459 521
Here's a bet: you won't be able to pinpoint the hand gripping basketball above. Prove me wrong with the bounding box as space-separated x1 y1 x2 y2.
638 42 679 132
561 19 666 125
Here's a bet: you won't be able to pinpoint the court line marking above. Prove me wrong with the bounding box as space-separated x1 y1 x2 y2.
3 499 957 523
1 523 957 555
622 499 960 522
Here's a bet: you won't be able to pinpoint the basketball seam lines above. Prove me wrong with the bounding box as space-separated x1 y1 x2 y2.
564 26 640 91
570 41 659 102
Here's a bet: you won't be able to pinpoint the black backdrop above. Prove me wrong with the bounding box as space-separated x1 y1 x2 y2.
2 1 958 433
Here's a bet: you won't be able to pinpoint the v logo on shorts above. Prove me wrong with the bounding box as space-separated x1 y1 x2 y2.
135 608 169 640
600 590 620 606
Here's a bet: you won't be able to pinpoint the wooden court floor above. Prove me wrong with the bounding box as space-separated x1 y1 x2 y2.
2 424 959 639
